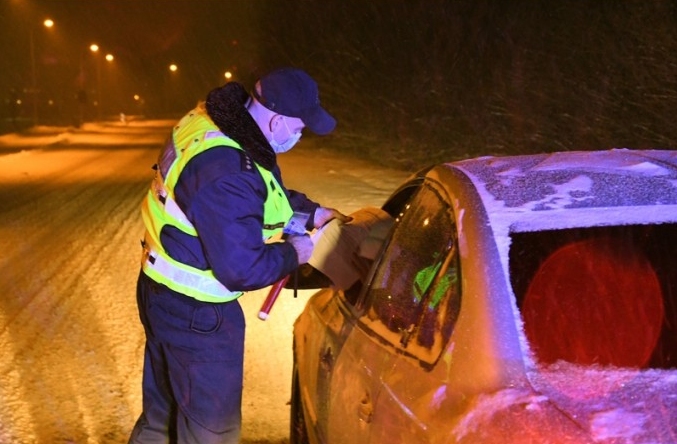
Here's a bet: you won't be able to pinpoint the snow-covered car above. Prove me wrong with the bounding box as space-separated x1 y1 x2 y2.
291 149 677 444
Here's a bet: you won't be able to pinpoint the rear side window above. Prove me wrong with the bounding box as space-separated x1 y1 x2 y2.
358 183 461 366
510 223 677 369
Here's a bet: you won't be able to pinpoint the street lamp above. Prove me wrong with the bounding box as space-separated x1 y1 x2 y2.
165 64 179 114
29 18 54 126
103 53 114 117
90 44 114 120
89 44 101 120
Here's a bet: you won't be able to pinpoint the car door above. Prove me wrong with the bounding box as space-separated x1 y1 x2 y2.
298 288 356 443
326 180 461 443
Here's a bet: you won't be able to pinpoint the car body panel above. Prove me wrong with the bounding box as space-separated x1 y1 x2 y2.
293 149 677 443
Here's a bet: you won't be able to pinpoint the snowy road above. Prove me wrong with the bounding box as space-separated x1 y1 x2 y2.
0 121 408 443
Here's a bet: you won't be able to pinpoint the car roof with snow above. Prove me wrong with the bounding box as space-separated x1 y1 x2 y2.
447 148 677 233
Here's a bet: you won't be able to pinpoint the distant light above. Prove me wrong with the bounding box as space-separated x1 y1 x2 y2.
90 44 99 53
224 71 232 80
133 94 140 101
43 19 54 28
169 64 178 72
47 99 54 106
105 54 114 62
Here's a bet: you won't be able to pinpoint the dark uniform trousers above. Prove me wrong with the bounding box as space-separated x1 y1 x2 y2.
128 271 245 444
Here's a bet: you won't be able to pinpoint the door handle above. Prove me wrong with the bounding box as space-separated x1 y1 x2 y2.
320 346 333 371
357 391 373 424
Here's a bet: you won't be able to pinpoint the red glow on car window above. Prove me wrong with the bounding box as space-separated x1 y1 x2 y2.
522 237 664 368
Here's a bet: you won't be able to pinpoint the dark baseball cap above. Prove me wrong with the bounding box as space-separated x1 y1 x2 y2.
254 67 336 135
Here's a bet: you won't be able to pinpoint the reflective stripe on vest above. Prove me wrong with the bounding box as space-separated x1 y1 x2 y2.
140 105 294 303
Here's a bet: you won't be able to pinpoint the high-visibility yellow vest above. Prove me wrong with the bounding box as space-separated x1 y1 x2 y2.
141 106 294 302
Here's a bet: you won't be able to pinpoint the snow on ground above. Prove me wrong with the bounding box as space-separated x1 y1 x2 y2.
0 120 409 443
3 121 677 443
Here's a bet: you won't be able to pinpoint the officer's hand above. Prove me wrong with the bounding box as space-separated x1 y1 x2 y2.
287 234 314 264
314 206 352 229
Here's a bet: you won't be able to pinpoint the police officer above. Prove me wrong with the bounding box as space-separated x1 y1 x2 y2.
128 67 349 444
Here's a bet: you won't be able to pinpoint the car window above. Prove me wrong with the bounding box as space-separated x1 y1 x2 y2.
358 183 461 366
510 223 677 370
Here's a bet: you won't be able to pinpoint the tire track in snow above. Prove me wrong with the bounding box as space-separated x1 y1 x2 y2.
0 146 157 443
0 131 411 443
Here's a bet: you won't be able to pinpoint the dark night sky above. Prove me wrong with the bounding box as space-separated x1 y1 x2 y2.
1 0 263 117
3 1 677 164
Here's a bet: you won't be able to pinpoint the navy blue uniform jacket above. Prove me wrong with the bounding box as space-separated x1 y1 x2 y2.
159 83 320 293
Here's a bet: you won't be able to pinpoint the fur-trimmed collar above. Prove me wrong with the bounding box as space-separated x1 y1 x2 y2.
205 82 277 171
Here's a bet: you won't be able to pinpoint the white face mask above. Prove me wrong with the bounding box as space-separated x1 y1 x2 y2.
269 117 302 153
